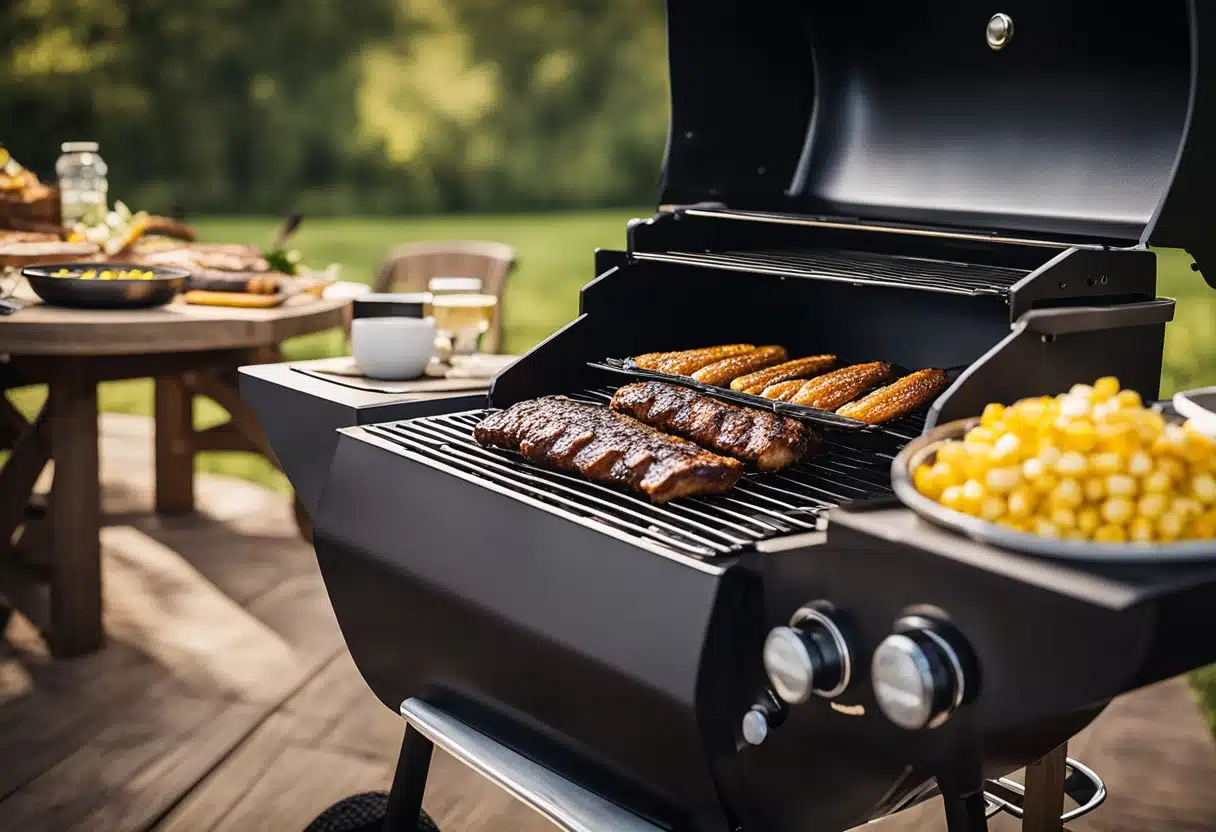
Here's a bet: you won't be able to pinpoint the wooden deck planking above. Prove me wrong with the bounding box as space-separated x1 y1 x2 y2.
0 413 1213 832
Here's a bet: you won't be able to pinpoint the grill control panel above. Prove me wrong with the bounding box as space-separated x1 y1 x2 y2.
871 617 972 731
762 604 852 705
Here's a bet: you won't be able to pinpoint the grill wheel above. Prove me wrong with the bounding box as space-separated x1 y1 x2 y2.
304 792 440 832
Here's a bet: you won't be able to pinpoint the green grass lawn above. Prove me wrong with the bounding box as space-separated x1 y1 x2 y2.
6 213 1216 729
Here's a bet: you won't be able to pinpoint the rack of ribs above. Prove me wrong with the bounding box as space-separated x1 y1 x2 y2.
474 397 743 503
610 381 820 471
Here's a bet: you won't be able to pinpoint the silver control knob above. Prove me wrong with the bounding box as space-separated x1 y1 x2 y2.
741 708 769 746
871 628 967 730
763 606 852 705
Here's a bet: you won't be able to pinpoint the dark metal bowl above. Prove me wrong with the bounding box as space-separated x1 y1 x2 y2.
22 262 189 310
892 418 1216 563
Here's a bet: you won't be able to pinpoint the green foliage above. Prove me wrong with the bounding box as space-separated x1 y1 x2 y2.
0 0 670 214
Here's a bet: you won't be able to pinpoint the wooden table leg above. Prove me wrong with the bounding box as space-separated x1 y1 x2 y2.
155 375 195 514
46 366 104 657
1022 742 1068 832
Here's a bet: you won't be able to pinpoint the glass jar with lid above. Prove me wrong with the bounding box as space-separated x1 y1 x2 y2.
56 141 109 228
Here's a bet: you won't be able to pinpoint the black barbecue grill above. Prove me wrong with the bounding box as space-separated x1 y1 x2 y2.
245 3 1216 831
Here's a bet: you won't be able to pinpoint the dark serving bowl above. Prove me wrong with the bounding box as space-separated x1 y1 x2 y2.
22 262 189 310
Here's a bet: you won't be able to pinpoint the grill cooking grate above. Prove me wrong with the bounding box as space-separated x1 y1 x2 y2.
365 387 923 559
631 249 1027 296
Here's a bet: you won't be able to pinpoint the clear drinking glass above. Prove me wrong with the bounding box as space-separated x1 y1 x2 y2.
431 293 498 357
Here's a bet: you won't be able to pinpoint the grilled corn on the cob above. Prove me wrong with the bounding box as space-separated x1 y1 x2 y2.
759 379 808 401
632 344 755 374
837 368 949 424
692 346 789 386
732 354 837 393
790 362 892 409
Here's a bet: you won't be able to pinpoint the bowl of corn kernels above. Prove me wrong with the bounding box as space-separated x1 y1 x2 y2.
22 262 189 309
891 376 1216 561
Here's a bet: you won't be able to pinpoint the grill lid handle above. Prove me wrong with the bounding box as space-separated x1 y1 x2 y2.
1016 299 1176 336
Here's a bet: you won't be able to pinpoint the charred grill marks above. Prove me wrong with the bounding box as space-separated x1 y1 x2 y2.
474 397 742 503
610 381 820 471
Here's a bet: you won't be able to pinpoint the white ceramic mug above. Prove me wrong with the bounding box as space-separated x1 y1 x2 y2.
351 316 437 380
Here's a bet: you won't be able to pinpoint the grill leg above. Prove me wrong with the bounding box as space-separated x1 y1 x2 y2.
383 724 434 832
1021 743 1068 832
941 789 990 832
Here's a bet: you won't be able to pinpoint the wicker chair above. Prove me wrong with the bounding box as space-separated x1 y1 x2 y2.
373 240 516 354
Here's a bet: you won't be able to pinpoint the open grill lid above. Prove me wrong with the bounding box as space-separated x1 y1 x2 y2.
659 0 1216 287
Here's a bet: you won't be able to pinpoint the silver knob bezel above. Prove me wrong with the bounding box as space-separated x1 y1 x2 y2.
790 606 852 699
763 603 851 700
986 13 1014 51
871 626 968 730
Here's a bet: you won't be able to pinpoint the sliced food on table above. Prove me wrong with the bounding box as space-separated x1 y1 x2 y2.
729 354 837 393
610 381 821 471
912 376 1216 543
691 345 789 385
474 396 743 503
631 343 755 374
789 361 893 409
837 367 949 424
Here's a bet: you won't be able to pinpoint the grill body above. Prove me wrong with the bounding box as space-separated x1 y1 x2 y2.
259 1 1216 828
304 237 1196 830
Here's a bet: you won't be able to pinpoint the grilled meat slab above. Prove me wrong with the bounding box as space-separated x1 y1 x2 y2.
474 397 742 503
837 368 949 423
692 346 789 386
632 344 754 375
790 362 893 410
611 381 820 471
732 354 837 393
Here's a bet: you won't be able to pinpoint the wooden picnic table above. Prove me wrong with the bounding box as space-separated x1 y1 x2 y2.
0 291 349 658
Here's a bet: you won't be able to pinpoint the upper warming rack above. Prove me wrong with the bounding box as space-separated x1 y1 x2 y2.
630 249 1027 297
368 387 922 560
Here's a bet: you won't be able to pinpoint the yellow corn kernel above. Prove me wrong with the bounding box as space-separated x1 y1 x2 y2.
1033 518 1061 538
1171 496 1202 518
914 465 941 498
979 495 1006 522
1157 457 1187 481
1128 517 1155 543
1077 508 1102 535
1142 470 1172 495
1093 524 1128 543
991 433 1023 464
980 402 1005 428
940 485 965 512
932 462 965 489
961 451 993 481
1126 451 1154 477
1050 506 1077 530
984 466 1021 493
1069 383 1095 399
964 426 995 447
1093 376 1120 401
1049 478 1084 509
1192 511 1216 539
1062 529 1089 542
1192 473 1216 505
1065 423 1104 454
1106 474 1138 498
1083 477 1107 503
1054 450 1089 477
1158 513 1187 542
1136 493 1168 520
1101 497 1134 525
1089 451 1123 476
80 270 95 279
935 441 968 469
1007 487 1035 518
959 480 986 515
1116 389 1143 409
1037 445 1062 467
